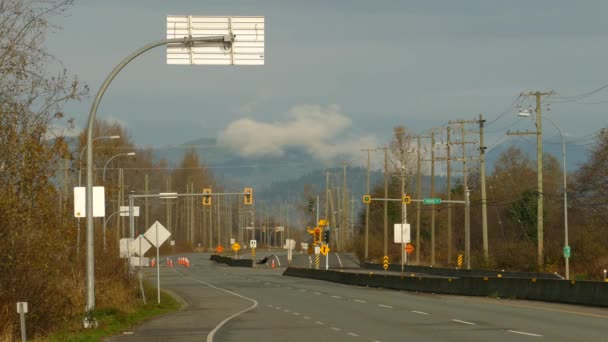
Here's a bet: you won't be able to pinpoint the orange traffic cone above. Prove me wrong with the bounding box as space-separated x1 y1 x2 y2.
271 258 275 269
169 259 173 268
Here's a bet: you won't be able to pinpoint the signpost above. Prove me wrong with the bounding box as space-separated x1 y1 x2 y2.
17 302 27 341
232 242 240 258
250 239 257 258
143 221 171 304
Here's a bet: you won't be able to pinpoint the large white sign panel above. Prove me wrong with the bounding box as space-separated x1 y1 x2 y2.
393 224 411 243
144 221 171 248
73 187 105 218
167 16 264 65
130 235 152 256
119 206 140 217
275 226 284 232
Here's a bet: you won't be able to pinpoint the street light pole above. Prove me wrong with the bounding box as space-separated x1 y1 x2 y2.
102 152 136 184
84 34 235 314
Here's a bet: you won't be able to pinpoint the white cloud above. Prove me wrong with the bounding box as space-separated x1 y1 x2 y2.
218 104 379 162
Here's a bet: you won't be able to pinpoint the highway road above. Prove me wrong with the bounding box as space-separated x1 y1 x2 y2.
108 252 608 341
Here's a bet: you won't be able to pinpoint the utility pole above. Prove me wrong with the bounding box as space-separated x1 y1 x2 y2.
479 114 489 263
361 148 375 261
430 131 436 265
446 128 453 264
144 173 149 230
325 171 330 226
507 91 552 270
415 136 422 264
343 162 348 251
449 118 484 267
382 146 389 257
166 176 171 235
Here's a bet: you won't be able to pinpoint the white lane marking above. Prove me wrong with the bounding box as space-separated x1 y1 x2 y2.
315 321 325 325
452 319 476 325
411 310 429 315
507 330 543 337
275 307 282 310
266 304 273 308
354 299 366 303
331 327 341 331
303 316 311 320
347 332 359 337
283 309 290 313
285 286 292 289
378 304 393 309
293 312 300 316
188 277 258 342
265 282 271 285
122 332 134 335
313 291 322 295
275 284 281 287
299 289 307 292
331 295 342 299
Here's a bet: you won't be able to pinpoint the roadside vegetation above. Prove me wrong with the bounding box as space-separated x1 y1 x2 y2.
355 126 608 279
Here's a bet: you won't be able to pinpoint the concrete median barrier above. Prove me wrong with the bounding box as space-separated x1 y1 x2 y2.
209 254 253 268
362 262 562 280
283 267 608 307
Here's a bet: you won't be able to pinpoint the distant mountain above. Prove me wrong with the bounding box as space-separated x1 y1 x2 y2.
150 137 592 199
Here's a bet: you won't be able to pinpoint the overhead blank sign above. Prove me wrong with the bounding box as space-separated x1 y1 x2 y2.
73 187 105 218
166 15 264 65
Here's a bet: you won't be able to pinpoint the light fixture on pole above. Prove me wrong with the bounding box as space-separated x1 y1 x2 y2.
102 152 136 183
517 112 570 279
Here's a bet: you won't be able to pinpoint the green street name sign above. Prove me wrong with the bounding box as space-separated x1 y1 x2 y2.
563 245 571 258
423 198 442 205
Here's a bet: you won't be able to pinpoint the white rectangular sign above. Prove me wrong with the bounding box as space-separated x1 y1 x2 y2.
314 246 321 255
285 239 296 249
119 206 140 217
131 235 152 256
167 16 264 65
119 238 134 258
144 221 171 248
393 224 411 243
230 238 235 245
301 242 308 250
130 257 150 267
245 226 254 230
275 226 284 232
73 187 105 217
16 302 28 314
250 239 257 248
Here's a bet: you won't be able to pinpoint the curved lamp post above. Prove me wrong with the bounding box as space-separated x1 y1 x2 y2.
102 152 136 184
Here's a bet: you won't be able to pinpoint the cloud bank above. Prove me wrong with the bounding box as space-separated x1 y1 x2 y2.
217 105 379 162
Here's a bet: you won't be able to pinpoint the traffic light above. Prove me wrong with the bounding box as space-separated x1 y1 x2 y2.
202 188 212 206
322 230 330 244
313 228 321 244
402 195 411 204
308 199 314 212
244 187 253 205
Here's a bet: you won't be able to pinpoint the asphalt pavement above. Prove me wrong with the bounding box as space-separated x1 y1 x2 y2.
107 252 608 342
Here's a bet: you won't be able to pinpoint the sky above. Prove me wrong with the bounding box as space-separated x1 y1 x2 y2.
48 0 608 167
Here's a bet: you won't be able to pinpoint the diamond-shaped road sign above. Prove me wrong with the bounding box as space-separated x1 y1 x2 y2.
144 221 171 248
131 235 152 256
320 244 330 256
